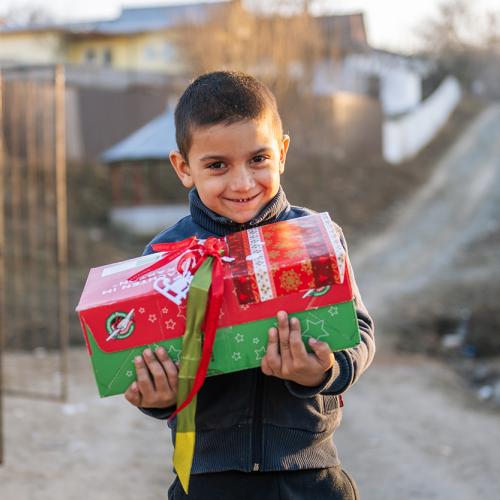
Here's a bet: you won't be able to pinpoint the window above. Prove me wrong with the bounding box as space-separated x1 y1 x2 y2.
84 48 97 64
144 44 157 61
163 42 176 62
103 47 113 66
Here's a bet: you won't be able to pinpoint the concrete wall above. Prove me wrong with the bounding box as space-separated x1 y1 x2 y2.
290 92 383 160
66 85 171 162
383 77 461 164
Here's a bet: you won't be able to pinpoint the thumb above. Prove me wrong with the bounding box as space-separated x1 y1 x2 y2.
308 338 335 371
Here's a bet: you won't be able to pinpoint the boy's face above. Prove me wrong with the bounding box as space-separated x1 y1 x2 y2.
170 115 290 224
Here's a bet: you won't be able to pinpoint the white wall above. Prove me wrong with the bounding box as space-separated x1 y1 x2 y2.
383 77 461 164
345 53 424 115
313 53 428 116
110 205 189 236
380 68 421 116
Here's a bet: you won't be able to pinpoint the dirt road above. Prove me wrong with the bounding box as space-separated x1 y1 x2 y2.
337 104 500 499
2 107 500 499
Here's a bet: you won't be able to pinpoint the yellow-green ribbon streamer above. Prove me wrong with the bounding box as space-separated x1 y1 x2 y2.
173 258 213 494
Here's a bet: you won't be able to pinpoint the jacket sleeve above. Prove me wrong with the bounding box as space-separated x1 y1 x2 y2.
139 405 176 420
285 226 375 398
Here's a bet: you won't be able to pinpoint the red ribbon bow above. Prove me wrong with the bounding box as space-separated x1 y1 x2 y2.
129 236 227 418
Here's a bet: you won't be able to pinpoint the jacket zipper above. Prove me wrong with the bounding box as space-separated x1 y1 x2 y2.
251 370 264 471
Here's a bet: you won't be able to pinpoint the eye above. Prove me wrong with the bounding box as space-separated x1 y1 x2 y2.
207 161 225 170
251 155 267 164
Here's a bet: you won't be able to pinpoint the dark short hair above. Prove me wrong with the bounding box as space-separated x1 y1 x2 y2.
174 71 283 160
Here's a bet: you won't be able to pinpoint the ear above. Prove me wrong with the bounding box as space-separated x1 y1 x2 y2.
169 150 194 188
279 135 290 175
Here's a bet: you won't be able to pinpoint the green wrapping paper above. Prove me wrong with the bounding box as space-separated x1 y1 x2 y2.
84 299 359 396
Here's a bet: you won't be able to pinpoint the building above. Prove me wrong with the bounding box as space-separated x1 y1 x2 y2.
0 2 227 74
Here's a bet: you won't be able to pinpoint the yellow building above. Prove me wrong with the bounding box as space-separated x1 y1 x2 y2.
0 27 65 65
0 2 226 74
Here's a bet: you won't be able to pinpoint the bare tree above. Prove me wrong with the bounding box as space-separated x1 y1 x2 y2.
1 3 53 26
416 0 500 95
173 0 324 101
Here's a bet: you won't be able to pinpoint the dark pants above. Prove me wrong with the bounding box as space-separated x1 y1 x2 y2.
168 467 360 499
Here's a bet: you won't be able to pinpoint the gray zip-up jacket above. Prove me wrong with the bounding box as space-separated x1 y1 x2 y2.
140 187 375 473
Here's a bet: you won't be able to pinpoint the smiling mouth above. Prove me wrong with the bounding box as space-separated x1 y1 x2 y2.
225 193 260 203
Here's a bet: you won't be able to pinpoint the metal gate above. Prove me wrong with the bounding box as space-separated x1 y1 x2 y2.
0 65 69 463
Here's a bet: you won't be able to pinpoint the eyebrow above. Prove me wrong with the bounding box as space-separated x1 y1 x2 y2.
199 147 272 162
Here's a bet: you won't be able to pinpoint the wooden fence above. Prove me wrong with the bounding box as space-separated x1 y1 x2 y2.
0 65 69 463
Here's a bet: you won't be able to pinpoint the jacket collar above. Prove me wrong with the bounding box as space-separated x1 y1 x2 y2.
189 187 290 236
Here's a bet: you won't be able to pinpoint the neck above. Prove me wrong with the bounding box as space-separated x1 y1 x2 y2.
189 187 290 236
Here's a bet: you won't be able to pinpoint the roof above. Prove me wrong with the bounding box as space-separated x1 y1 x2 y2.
0 1 228 35
101 108 177 163
316 13 368 52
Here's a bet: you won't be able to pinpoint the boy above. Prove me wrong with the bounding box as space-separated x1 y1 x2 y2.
125 71 375 499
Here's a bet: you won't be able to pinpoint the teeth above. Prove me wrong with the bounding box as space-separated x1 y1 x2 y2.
227 194 258 202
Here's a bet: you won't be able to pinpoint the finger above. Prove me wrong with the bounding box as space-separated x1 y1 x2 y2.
265 326 281 374
134 354 155 398
288 316 307 360
143 348 170 394
277 311 293 367
308 338 335 371
260 355 274 376
156 347 178 393
124 381 142 407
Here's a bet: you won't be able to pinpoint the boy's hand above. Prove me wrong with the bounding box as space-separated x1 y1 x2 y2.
261 311 335 387
124 347 178 408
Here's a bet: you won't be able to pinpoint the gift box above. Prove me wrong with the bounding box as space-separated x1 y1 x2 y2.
76 212 361 398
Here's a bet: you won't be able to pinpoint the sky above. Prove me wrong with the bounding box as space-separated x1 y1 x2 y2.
1 0 500 53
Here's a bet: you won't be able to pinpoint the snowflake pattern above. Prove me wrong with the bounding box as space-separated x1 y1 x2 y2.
165 319 176 330
126 370 133 377
234 333 244 343
254 347 266 361
252 337 260 344
240 303 250 311
279 269 301 292
231 352 242 362
138 307 146 314
162 307 169 314
148 314 157 323
219 309 224 319
328 306 339 317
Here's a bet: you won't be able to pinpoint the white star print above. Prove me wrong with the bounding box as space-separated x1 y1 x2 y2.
168 345 182 360
328 306 339 317
302 317 330 341
165 319 176 330
254 347 266 361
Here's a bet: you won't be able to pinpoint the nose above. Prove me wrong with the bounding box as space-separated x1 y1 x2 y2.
229 165 255 192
